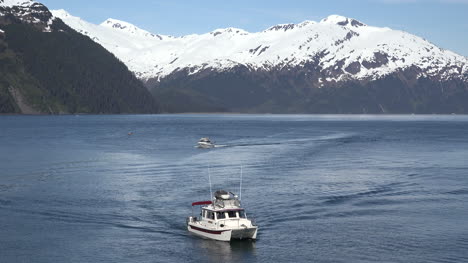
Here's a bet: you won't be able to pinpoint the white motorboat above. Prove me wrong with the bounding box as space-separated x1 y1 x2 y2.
197 137 215 148
187 190 258 241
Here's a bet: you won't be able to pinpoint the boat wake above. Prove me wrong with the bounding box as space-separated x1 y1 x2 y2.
206 132 366 149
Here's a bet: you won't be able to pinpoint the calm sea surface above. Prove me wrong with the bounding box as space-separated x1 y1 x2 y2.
1 115 468 262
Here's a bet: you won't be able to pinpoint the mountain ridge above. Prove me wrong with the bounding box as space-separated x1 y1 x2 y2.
52 9 468 114
53 10 467 85
3 1 466 114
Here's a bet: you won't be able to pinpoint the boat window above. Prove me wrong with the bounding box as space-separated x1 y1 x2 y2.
206 211 215 220
238 210 246 218
216 212 226 219
227 211 237 218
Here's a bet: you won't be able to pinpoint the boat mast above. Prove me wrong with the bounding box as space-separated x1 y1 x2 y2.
239 165 243 201
208 164 213 200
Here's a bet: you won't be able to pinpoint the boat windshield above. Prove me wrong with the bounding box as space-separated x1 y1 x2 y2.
238 210 246 218
206 211 215 220
226 211 237 218
225 210 246 218
216 212 226 219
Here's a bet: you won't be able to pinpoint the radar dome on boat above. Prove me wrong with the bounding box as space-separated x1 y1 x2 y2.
214 190 231 200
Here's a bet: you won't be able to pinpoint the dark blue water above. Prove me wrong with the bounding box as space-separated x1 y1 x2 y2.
1 115 468 262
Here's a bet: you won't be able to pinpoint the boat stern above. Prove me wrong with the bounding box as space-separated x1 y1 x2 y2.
231 226 258 240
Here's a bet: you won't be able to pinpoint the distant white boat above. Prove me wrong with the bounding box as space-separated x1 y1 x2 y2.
187 190 258 241
197 137 215 148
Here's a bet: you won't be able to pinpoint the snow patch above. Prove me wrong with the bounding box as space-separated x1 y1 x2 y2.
320 15 349 24
51 8 71 18
0 0 34 7
100 18 163 39
320 14 366 27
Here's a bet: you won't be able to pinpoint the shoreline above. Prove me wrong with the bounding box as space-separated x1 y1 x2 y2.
1 113 468 116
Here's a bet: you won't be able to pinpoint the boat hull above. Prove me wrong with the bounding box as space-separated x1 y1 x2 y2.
231 228 258 240
197 143 215 149
188 223 258 242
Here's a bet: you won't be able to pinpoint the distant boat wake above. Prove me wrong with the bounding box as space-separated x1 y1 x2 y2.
196 132 358 149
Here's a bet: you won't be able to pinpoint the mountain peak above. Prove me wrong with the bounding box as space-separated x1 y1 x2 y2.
101 18 135 29
57 10 467 84
0 0 34 7
1 0 54 32
298 20 316 27
51 9 72 18
101 18 147 33
100 18 165 39
264 20 316 32
265 23 298 32
320 15 366 27
210 27 248 36
102 18 145 33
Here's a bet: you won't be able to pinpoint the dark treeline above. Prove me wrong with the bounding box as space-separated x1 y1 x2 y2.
0 20 158 114
151 65 468 114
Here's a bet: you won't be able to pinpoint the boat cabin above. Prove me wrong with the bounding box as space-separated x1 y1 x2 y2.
191 190 248 222
199 137 212 143
201 208 247 221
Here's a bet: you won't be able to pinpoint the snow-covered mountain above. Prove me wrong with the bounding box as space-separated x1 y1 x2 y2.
0 0 30 7
0 0 55 31
53 9 467 85
4 1 467 113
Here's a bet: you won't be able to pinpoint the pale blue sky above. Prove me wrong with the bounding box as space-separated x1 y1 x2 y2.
40 0 468 56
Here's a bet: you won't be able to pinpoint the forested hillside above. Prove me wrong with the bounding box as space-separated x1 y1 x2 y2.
0 2 158 114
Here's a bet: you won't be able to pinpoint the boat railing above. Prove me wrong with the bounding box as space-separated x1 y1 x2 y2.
250 218 257 226
186 216 197 225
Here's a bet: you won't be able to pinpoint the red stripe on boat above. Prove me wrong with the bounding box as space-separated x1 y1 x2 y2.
191 201 212 206
189 225 228 235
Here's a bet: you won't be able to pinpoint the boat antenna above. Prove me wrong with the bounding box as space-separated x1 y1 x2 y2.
208 164 213 200
239 165 243 201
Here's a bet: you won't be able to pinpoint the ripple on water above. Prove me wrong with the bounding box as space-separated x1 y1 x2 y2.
1 115 468 262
